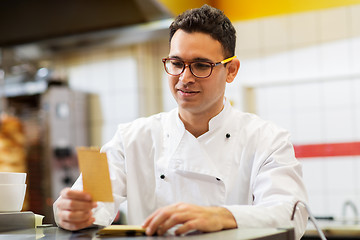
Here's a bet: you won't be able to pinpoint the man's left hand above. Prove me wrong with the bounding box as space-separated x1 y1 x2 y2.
142 202 237 236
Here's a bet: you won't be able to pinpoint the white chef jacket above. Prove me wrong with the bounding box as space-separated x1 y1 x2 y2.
54 98 308 239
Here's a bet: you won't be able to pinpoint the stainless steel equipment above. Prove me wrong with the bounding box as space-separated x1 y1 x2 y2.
41 86 88 221
3 79 88 223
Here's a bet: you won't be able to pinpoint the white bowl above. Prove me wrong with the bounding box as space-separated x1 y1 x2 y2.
0 184 27 212
0 172 26 184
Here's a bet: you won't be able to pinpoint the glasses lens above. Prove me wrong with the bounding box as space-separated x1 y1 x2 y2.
164 59 213 78
190 62 212 78
165 59 184 76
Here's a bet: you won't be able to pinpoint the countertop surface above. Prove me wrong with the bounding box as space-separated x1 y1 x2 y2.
304 219 360 239
0 226 295 240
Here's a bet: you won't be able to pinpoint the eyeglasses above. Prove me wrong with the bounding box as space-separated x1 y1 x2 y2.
162 56 236 78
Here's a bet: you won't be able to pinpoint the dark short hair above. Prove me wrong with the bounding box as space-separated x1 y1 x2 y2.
169 4 236 58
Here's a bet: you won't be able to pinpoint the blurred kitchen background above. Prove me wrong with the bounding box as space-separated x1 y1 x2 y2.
0 0 360 229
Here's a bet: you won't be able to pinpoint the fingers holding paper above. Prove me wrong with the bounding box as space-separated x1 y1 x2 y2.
142 202 237 236
55 188 97 231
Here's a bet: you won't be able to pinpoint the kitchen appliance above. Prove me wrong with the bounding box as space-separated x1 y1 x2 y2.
41 86 88 221
3 77 88 223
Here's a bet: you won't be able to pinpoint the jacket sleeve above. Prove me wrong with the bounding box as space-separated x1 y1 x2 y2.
223 129 308 240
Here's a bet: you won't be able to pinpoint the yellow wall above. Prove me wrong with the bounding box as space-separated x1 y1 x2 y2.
158 0 360 21
217 0 360 21
158 0 210 17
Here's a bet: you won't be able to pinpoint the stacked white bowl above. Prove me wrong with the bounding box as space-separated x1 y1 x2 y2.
0 172 27 212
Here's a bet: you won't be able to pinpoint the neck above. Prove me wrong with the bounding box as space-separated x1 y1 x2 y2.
179 103 224 138
179 114 209 138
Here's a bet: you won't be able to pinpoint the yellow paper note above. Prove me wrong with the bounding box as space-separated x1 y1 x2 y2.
77 147 114 202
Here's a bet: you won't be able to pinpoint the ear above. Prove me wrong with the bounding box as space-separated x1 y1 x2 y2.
226 58 240 83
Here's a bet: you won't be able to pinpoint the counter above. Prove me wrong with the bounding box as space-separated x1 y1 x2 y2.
303 220 360 240
0 226 295 240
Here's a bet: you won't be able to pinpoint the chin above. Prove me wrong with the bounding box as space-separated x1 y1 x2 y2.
178 103 204 113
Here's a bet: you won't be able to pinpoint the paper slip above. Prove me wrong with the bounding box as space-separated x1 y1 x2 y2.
97 225 146 236
77 147 113 202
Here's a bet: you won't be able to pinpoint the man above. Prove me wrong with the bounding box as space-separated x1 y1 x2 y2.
54 4 308 239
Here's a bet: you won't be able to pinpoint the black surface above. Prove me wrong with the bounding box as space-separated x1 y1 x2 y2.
0 227 295 240
0 0 171 46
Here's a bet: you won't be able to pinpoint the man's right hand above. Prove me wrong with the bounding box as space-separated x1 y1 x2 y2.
55 188 97 231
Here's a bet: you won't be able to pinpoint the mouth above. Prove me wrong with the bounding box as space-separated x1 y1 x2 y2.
177 89 200 96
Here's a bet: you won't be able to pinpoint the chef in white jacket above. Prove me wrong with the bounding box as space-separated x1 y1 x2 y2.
54 4 308 239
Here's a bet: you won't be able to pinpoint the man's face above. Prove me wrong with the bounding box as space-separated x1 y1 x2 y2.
168 30 230 117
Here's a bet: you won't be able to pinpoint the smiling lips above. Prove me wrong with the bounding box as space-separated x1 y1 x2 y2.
177 88 200 96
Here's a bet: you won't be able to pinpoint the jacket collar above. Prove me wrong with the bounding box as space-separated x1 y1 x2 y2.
173 97 231 136
163 98 235 181
207 97 231 132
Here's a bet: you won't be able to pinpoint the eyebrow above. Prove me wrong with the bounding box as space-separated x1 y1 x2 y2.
168 55 213 62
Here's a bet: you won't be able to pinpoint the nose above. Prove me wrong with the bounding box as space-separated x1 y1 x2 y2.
179 64 195 84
